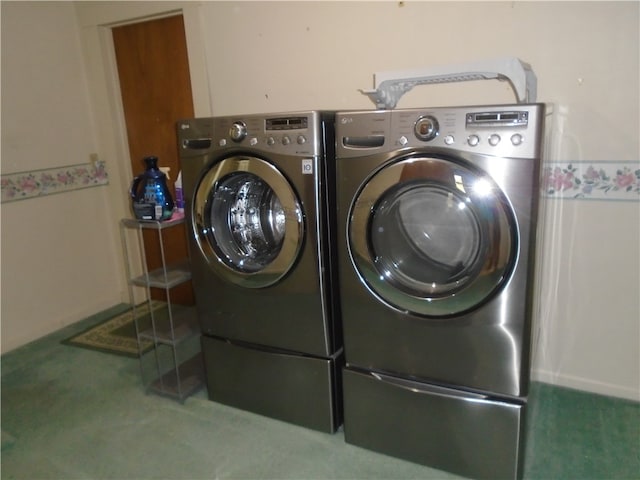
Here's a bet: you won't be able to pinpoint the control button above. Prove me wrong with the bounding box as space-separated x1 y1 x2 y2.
488 134 501 146
467 134 480 147
282 135 291 145
511 133 524 146
297 135 306 145
398 136 408 146
414 115 439 141
219 139 227 147
444 135 455 145
229 121 247 142
267 136 276 146
249 137 258 146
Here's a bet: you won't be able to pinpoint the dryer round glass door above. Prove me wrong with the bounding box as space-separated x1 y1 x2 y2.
193 155 303 288
348 156 517 317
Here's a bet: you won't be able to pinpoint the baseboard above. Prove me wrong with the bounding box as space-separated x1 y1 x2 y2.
1 300 127 355
532 368 640 402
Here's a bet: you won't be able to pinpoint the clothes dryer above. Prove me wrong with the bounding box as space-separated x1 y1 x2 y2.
336 105 544 478
178 111 342 433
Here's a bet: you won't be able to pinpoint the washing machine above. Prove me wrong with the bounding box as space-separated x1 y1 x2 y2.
178 111 343 433
336 104 545 479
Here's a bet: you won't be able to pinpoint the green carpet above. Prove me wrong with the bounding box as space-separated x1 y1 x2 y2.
62 301 166 357
2 309 639 479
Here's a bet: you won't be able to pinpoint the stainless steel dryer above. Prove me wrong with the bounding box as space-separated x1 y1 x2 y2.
336 105 544 478
178 111 342 433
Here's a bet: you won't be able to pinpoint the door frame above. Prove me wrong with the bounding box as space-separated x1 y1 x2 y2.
76 2 211 303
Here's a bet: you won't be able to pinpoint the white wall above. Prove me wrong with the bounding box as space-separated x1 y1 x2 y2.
0 1 126 353
3 1 638 401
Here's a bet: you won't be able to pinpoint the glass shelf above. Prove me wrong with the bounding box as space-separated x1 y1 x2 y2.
130 260 192 289
148 353 205 401
138 306 199 345
121 212 186 230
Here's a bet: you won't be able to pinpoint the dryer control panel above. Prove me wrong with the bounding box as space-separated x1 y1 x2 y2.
337 104 544 160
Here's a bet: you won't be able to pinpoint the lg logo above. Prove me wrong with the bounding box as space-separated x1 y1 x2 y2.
340 117 353 124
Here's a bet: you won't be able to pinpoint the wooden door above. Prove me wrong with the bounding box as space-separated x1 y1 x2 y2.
113 14 194 305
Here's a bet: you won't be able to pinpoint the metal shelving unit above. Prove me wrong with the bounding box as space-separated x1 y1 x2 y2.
120 213 204 402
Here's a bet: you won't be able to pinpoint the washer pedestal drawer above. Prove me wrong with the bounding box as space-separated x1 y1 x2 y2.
202 335 343 433
342 367 526 480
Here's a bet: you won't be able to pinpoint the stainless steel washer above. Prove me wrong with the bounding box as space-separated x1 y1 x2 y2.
178 111 342 433
336 104 545 478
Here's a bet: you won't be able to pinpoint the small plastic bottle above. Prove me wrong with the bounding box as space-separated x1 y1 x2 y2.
175 170 185 214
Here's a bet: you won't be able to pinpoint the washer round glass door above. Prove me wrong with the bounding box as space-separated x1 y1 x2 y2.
193 155 303 288
348 156 517 317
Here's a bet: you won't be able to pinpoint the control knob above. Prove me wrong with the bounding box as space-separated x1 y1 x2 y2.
511 133 524 146
229 121 247 142
467 134 480 147
414 115 439 142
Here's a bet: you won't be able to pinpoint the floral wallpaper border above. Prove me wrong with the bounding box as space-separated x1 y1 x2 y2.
542 161 640 201
1 160 638 203
1 161 108 203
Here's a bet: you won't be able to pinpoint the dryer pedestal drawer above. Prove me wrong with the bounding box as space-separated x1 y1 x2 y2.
343 367 526 480
202 336 343 433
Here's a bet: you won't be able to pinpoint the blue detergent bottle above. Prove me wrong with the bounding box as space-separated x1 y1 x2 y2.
130 156 174 221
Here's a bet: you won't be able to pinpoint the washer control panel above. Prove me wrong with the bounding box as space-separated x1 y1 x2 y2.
337 104 544 159
207 112 323 156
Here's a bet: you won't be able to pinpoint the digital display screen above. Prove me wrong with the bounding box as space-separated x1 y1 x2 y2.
266 117 308 131
466 111 528 126
476 114 499 121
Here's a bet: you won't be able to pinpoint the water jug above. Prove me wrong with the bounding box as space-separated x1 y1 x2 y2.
130 156 174 221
